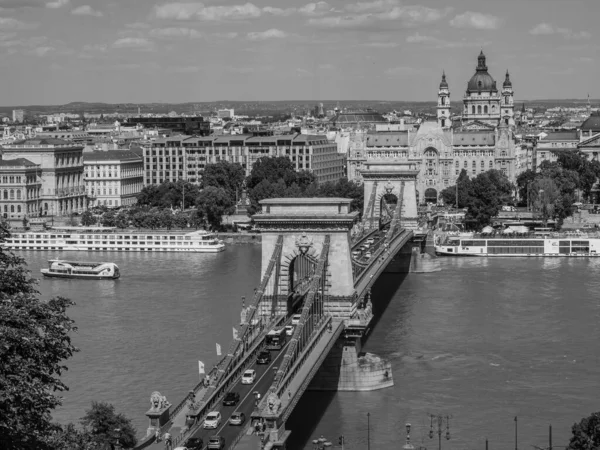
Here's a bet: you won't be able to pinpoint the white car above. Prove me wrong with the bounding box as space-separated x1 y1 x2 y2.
285 325 294 336
203 411 221 429
291 314 301 326
241 369 256 385
366 238 375 244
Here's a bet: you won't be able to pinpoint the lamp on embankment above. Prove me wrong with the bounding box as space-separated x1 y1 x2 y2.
404 423 415 450
312 435 333 450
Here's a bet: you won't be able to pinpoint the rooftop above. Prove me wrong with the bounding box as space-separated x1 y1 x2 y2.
0 157 38 167
453 132 496 145
83 150 143 162
581 113 600 131
539 131 579 141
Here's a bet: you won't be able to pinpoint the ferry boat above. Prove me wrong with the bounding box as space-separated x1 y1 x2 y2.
1 227 225 253
41 260 120 279
435 233 600 257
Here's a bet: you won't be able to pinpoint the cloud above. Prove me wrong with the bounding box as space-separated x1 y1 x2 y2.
71 5 103 17
82 43 107 52
345 0 398 13
406 32 490 49
168 65 203 73
298 2 331 16
154 2 262 21
247 28 287 40
31 45 54 56
112 37 153 50
308 4 450 29
449 11 501 30
46 0 69 8
0 17 36 30
529 23 591 40
227 66 255 74
149 27 202 39
318 63 334 69
262 6 295 16
364 41 400 48
296 68 312 77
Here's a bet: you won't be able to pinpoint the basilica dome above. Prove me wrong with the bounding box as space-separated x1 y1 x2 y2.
466 51 497 92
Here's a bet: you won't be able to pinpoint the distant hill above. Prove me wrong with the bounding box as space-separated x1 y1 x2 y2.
0 99 596 118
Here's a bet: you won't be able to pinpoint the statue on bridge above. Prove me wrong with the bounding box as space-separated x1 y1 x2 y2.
266 392 282 414
149 391 171 412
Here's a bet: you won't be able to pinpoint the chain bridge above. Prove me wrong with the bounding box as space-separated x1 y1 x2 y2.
136 162 427 450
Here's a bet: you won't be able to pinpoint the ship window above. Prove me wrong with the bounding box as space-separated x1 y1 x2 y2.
170 236 175 240
185 237 191 240
147 236 153 240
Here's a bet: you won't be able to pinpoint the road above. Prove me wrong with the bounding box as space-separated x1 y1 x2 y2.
186 341 290 450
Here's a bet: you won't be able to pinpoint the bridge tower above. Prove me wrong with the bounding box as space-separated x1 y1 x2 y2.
253 198 360 319
360 161 419 230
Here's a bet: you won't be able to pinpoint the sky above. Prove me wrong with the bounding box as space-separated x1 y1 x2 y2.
0 0 598 105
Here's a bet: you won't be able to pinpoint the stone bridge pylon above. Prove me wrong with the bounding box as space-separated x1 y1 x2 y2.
361 160 419 229
252 198 360 319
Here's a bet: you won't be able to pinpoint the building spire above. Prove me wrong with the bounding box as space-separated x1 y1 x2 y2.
476 50 487 71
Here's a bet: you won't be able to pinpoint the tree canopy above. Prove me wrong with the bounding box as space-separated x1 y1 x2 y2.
137 180 200 209
0 221 79 450
567 411 600 450
201 161 245 203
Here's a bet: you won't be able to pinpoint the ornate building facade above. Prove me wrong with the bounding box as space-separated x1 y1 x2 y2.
348 51 519 205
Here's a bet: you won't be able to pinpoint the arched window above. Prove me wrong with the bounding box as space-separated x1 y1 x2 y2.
9 190 14 199
484 105 488 114
477 105 482 114
489 161 494 168
17 205 21 213
10 205 14 213
505 97 509 105
472 105 475 114
441 97 445 106
44 203 48 211
481 161 485 168
2 190 6 199
16 190 21 200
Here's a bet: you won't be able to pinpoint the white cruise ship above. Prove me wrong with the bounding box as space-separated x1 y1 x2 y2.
2 227 225 253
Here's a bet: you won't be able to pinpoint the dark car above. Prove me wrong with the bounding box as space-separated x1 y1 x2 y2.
185 438 203 450
207 436 225 450
257 350 271 364
222 391 240 406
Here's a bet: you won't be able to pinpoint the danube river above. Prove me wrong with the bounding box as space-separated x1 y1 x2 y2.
24 248 600 450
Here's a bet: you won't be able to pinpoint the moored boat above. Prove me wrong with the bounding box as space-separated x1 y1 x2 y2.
41 260 120 279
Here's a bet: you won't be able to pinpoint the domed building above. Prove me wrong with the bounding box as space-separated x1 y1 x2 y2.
438 51 515 128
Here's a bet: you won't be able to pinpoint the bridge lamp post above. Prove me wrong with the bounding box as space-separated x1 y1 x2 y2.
404 423 415 450
428 414 450 450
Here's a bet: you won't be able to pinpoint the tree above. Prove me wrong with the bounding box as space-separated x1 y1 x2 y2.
246 156 299 189
136 185 162 207
531 177 560 226
440 169 471 208
101 210 116 227
515 169 537 207
81 210 97 227
173 211 189 229
1 222 79 450
196 186 235 230
201 161 245 203
114 211 129 229
465 169 513 229
158 209 173 230
47 423 97 450
567 411 600 450
80 402 137 450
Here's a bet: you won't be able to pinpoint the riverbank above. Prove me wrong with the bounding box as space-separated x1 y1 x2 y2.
216 232 261 244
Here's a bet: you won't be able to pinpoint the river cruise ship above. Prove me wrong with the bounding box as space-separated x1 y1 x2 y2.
2 227 225 253
435 233 600 257
41 260 120 279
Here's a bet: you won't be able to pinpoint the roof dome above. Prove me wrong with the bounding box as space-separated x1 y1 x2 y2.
467 51 497 92
439 71 448 89
503 70 512 88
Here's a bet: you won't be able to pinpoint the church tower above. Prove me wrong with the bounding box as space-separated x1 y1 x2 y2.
437 71 451 128
501 70 515 126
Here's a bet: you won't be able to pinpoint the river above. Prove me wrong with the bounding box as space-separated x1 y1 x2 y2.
23 248 600 450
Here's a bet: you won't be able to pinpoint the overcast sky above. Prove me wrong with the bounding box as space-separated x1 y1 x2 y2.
0 0 597 105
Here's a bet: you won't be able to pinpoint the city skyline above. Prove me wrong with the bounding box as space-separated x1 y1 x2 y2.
0 0 597 105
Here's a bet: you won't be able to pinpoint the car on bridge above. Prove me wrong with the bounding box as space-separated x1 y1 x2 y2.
367 238 375 244
365 252 372 259
241 369 256 384
182 437 203 450
352 250 361 258
285 325 295 336
291 314 301 325
203 411 222 429
257 350 271 364
229 411 246 426
207 436 225 450
223 392 240 406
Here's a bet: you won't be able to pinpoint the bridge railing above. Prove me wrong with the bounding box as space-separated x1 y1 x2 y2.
170 315 285 449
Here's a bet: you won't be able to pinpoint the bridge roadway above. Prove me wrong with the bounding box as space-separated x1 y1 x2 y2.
189 341 291 450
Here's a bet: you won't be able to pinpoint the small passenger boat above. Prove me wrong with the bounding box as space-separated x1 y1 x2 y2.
41 260 120 279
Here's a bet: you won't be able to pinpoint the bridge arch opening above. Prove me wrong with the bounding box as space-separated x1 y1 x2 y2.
380 193 398 224
424 188 438 204
288 253 317 314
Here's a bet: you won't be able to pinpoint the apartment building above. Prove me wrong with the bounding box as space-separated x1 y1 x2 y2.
142 133 344 186
1 138 86 216
0 158 42 219
83 150 144 207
